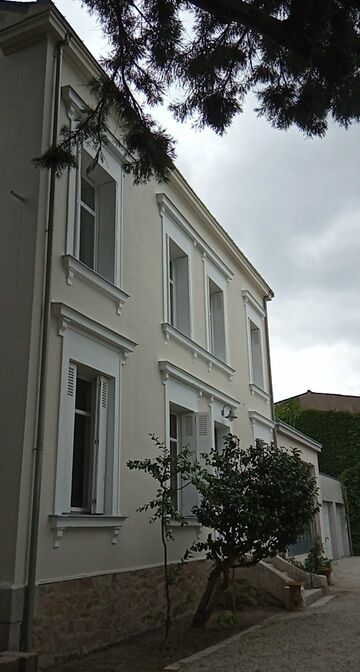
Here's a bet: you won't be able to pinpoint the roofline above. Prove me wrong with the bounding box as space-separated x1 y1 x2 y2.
276 389 360 405
276 418 322 452
0 0 274 298
170 169 274 298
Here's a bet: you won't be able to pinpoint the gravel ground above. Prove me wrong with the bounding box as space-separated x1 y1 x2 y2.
174 557 360 672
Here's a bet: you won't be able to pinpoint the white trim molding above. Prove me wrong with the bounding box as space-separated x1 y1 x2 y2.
51 302 137 357
276 420 322 452
62 255 130 315
159 360 239 410
242 290 265 318
157 193 234 282
249 383 270 403
161 323 235 379
249 411 275 429
49 515 127 548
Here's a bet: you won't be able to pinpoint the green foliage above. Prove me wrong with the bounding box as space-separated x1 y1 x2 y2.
340 463 360 555
303 537 332 574
40 1 360 181
127 434 195 640
276 407 360 479
188 435 319 568
276 398 301 427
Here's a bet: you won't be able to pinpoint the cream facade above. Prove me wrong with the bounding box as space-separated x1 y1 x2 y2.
0 1 277 660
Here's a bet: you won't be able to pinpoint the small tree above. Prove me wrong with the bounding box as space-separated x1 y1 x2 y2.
127 435 194 641
188 435 319 626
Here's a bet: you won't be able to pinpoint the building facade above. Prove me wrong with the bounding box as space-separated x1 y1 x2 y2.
0 1 282 662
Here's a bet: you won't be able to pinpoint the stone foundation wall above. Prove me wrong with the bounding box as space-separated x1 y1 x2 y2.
34 560 210 667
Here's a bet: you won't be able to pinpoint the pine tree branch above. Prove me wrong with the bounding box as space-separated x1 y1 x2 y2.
188 0 311 56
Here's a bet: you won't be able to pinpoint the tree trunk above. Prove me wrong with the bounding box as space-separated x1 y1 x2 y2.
191 564 223 627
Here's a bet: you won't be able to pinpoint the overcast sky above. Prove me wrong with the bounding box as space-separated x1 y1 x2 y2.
44 0 360 401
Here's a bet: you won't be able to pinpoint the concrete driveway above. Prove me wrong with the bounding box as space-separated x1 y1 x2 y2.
169 557 360 672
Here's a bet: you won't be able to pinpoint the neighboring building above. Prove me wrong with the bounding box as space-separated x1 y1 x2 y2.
0 0 282 661
276 390 360 478
276 421 351 561
319 474 351 561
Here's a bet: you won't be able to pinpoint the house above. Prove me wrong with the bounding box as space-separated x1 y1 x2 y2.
276 391 355 559
0 1 330 664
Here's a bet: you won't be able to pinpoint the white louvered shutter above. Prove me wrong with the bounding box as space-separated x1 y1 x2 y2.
211 291 226 360
60 361 77 513
91 375 108 514
195 413 211 469
181 413 198 517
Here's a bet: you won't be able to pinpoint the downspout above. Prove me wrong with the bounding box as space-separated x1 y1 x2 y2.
263 294 278 448
24 32 70 652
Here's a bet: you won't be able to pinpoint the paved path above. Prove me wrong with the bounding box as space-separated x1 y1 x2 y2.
172 557 360 672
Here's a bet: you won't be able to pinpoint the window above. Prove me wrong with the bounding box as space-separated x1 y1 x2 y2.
243 290 268 396
249 320 264 389
53 303 136 520
167 238 191 336
208 278 226 360
70 365 109 513
77 150 117 283
168 406 210 517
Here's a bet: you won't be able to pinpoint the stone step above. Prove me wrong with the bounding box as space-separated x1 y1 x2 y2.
303 588 324 608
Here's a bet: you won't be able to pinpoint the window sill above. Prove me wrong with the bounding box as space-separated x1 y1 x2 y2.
162 323 235 380
63 255 129 315
170 518 202 529
249 383 270 403
49 514 127 548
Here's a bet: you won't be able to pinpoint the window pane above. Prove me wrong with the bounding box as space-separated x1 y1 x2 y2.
81 178 95 211
170 413 177 439
80 207 95 269
170 439 178 509
76 378 92 412
71 412 91 509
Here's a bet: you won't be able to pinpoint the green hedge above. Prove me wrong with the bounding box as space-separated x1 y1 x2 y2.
340 463 360 556
276 405 360 479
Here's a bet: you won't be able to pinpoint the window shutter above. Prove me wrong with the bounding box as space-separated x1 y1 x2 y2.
98 180 116 283
211 290 226 361
57 361 77 514
181 413 198 517
175 255 190 336
196 413 211 467
91 375 108 514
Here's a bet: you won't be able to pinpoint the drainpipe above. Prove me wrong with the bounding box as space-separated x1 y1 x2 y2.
24 32 70 652
263 294 278 448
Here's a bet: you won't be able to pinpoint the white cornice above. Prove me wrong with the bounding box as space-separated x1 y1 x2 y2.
49 514 127 548
242 290 265 318
249 383 270 404
249 410 275 429
168 172 274 299
62 255 129 315
157 193 234 282
161 323 235 380
159 360 239 409
51 302 137 356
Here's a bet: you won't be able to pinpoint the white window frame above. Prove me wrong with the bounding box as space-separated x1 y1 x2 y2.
50 302 136 543
160 361 238 520
62 86 128 315
249 410 274 445
242 290 269 400
204 259 229 364
162 213 193 338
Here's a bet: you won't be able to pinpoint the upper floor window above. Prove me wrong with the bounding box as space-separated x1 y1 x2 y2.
243 290 268 397
208 278 226 361
167 237 191 336
249 320 264 389
205 261 228 363
77 150 118 284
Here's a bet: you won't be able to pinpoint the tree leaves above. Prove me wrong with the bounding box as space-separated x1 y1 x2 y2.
38 1 360 181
